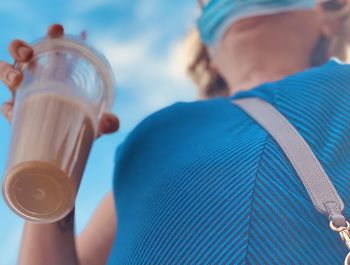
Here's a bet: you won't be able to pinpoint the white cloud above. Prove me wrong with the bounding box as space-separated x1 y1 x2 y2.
95 34 154 85
60 30 196 113
166 40 194 82
134 0 160 20
79 29 198 135
64 0 197 113
94 32 196 110
70 0 123 14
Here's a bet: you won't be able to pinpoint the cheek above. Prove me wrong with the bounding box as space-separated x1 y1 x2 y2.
298 13 323 45
304 23 323 53
210 41 233 74
209 49 226 77
208 45 236 87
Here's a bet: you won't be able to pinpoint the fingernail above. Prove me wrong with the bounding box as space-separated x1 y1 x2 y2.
7 71 19 83
18 46 31 58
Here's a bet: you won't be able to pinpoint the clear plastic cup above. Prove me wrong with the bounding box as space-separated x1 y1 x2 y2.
2 36 115 223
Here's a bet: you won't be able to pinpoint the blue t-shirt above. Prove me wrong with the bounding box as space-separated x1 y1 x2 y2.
108 59 350 265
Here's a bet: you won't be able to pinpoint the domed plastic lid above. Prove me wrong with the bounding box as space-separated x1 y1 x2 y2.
3 162 74 224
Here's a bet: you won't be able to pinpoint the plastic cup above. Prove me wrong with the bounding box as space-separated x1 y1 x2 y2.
2 35 115 223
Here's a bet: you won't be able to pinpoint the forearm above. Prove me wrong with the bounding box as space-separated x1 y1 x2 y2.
18 210 79 265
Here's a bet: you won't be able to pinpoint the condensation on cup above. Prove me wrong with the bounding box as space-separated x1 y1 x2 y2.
2 36 115 224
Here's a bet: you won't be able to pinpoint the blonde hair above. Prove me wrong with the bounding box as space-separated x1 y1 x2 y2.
187 1 350 98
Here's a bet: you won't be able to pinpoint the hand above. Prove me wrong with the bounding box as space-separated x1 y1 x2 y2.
0 24 119 137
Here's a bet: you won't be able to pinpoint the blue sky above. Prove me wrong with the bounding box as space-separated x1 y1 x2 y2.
0 1 197 263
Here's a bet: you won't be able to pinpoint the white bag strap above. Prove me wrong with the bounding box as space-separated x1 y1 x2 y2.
233 97 346 228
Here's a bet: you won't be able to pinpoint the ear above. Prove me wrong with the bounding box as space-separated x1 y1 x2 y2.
317 4 342 38
321 16 341 39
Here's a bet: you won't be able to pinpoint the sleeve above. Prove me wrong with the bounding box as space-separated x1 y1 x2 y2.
111 101 190 192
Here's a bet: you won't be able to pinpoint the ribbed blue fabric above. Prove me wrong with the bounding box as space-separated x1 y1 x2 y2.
108 59 350 265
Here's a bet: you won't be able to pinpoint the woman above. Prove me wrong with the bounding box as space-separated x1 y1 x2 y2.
2 0 350 264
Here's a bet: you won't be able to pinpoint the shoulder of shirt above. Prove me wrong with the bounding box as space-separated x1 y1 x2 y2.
114 97 229 161
233 58 350 105
275 58 350 98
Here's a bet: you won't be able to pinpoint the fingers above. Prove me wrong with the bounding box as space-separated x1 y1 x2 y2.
7 40 32 92
1 23 65 125
9 40 33 63
1 99 14 123
0 61 22 91
97 113 120 137
47 24 64 38
8 24 64 64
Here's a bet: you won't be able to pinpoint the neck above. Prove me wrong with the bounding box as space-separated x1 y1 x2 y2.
225 51 311 96
214 11 319 96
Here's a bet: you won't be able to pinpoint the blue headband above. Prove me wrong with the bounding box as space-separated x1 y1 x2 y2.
198 0 317 48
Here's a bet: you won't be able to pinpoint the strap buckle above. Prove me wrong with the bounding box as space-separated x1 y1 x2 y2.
330 221 350 265
330 221 350 249
329 221 350 265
